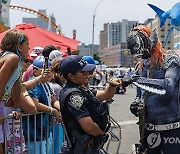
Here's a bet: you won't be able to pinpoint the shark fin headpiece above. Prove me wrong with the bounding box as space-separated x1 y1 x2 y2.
148 2 180 45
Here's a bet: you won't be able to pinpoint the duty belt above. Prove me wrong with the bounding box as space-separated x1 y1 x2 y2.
145 121 180 131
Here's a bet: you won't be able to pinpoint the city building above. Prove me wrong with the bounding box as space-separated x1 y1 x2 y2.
99 19 138 51
99 19 138 66
23 9 56 32
174 30 180 50
99 43 135 67
99 23 108 50
78 43 99 57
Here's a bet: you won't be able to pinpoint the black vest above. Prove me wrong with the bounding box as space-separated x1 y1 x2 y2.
59 84 109 139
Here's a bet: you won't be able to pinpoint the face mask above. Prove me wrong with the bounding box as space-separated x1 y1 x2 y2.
127 28 158 60
127 30 150 59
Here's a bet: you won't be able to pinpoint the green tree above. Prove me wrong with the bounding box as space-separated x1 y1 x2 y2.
93 52 101 64
71 50 80 55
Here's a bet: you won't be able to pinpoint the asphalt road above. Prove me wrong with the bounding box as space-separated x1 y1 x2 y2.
105 86 140 154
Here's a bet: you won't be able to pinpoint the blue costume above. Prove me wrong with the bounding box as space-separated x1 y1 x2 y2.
127 25 180 154
133 51 180 124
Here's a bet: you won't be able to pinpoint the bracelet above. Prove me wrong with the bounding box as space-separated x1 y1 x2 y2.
23 94 29 97
49 107 53 115
13 107 21 112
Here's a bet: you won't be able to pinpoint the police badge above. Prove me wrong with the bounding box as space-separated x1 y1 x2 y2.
69 94 84 110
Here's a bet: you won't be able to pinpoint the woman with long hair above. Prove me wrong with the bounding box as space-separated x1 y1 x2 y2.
0 29 36 153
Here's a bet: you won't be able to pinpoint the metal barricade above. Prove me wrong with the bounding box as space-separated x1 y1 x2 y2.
3 112 64 154
105 115 122 154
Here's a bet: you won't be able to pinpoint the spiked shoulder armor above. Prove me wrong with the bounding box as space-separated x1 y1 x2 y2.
163 50 180 69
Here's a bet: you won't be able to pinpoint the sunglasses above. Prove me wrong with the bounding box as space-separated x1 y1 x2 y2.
76 71 88 75
33 66 43 71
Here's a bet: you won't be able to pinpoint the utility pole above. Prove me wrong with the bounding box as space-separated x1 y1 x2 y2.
91 0 106 56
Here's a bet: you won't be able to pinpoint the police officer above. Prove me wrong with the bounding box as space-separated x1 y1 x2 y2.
58 55 121 154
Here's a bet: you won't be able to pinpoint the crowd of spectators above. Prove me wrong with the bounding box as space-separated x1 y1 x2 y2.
0 29 132 154
0 29 68 154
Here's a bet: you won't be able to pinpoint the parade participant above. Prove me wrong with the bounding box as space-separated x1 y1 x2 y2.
58 55 121 153
127 25 180 154
0 29 36 154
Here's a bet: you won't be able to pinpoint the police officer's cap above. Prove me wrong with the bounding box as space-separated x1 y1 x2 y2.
59 55 96 75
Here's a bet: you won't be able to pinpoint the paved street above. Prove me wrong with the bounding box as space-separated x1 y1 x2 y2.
105 86 139 154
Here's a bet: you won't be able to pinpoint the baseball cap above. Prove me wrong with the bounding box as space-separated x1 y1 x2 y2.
49 50 63 61
33 56 51 69
59 55 96 75
82 56 99 65
30 46 43 57
42 45 56 58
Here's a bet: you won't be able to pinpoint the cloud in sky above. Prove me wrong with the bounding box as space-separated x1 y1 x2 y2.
10 0 179 44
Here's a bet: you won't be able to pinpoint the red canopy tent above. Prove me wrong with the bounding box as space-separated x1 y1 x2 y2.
0 23 80 53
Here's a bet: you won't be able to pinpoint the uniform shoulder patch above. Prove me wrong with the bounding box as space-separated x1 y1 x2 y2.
69 93 84 110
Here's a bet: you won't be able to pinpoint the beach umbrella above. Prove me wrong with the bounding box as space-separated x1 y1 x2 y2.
0 23 80 53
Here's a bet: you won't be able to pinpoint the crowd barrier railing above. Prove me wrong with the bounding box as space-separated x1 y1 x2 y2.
3 111 64 154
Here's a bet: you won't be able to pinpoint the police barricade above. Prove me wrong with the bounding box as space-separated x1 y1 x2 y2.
89 85 122 154
3 112 64 154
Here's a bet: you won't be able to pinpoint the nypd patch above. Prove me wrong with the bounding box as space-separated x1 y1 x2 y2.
69 94 84 110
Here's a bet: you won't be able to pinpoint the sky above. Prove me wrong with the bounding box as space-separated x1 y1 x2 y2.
10 0 179 44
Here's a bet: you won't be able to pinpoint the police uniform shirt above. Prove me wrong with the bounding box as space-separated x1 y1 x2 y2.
62 81 97 121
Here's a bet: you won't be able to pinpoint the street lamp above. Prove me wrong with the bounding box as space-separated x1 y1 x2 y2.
91 0 106 56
